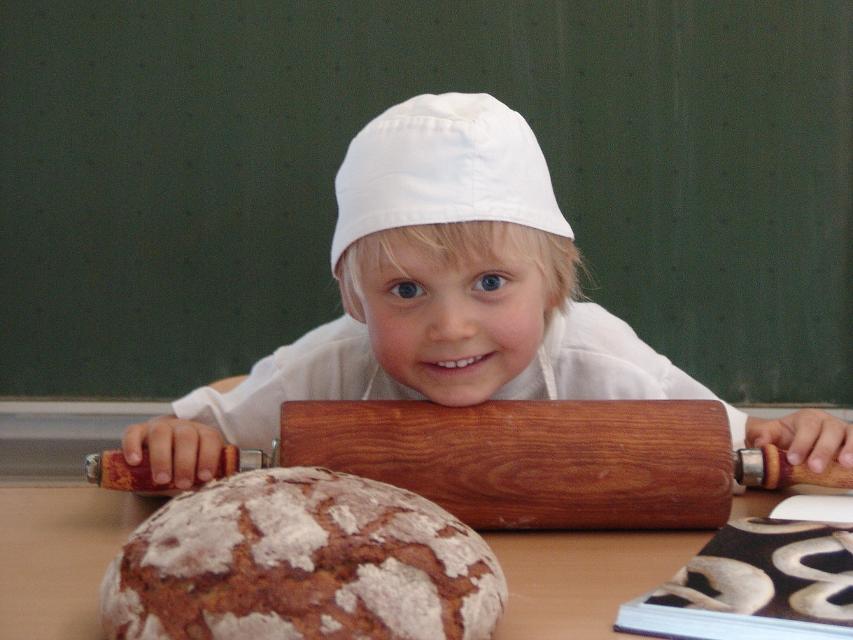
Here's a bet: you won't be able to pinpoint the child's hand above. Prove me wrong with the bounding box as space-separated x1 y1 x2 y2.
122 416 224 490
746 409 853 473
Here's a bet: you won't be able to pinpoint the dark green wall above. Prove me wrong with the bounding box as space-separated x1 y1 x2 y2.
2 1 850 403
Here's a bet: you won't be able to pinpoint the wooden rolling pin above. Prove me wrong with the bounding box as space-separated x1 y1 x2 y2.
84 400 852 530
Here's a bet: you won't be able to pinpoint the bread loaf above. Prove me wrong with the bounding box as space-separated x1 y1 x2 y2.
100 467 507 639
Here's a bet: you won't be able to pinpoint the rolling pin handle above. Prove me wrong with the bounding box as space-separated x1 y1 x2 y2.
84 445 243 491
735 443 853 490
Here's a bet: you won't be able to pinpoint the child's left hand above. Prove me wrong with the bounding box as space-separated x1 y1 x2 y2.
746 409 853 473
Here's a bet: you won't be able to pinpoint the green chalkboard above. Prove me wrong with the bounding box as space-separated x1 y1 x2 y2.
1 2 850 403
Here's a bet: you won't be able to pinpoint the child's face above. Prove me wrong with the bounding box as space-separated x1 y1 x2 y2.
355 238 552 407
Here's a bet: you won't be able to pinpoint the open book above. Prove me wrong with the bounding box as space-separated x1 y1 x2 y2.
614 495 853 640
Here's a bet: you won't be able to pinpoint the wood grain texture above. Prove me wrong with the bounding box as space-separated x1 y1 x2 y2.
279 400 734 530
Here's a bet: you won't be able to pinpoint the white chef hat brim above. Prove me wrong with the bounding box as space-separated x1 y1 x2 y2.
331 93 573 273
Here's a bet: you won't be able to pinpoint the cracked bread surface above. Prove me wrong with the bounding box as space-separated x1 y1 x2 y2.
100 467 507 639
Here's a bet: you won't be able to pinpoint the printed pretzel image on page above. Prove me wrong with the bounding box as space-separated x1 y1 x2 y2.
647 518 853 624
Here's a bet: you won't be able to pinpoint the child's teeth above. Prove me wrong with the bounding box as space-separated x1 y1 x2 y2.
437 355 483 368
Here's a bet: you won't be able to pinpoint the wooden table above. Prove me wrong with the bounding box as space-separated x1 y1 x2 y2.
0 486 786 640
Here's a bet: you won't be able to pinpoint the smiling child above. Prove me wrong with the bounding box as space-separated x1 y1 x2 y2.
123 93 852 490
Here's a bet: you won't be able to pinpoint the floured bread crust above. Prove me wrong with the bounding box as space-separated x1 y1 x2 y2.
100 467 507 639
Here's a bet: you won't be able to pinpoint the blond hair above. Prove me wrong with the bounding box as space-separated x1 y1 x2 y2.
336 221 583 325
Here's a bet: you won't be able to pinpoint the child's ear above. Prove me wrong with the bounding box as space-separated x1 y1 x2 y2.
338 280 366 323
546 290 561 313
543 290 563 324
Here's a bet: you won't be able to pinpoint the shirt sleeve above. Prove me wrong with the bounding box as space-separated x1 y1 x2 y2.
171 353 284 453
169 315 373 453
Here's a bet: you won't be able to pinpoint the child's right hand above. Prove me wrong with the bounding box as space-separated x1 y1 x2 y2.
122 416 225 490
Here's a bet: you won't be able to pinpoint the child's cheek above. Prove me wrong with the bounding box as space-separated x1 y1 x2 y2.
365 311 415 375
491 302 545 350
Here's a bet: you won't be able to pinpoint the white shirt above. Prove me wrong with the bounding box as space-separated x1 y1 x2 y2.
172 302 748 454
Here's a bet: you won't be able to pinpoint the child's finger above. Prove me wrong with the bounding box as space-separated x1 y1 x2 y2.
172 423 200 490
196 426 224 482
121 421 149 466
747 420 793 448
803 419 846 473
779 410 823 465
839 424 853 467
147 419 176 486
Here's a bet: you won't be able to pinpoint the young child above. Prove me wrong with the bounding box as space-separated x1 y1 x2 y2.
123 93 851 490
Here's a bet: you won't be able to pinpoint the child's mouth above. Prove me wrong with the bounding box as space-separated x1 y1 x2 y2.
432 354 487 369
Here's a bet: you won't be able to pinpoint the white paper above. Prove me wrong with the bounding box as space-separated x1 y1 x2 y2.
769 494 853 523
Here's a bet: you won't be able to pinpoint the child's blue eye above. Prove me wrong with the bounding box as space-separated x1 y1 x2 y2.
476 274 505 292
391 281 423 299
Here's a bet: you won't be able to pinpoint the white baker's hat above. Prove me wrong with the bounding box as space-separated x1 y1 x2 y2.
331 92 573 273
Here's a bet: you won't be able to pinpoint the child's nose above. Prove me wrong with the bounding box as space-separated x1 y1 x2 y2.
426 299 478 342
